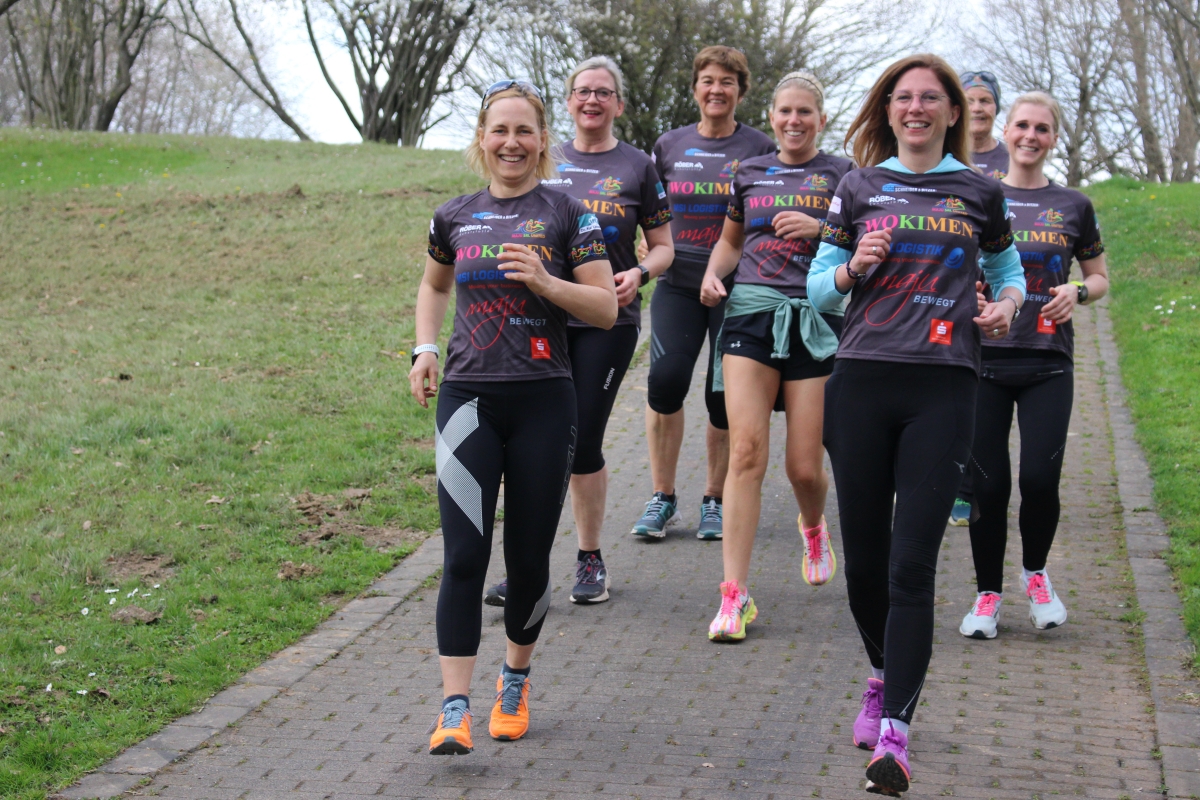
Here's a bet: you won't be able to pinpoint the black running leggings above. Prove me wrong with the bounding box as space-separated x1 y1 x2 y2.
823 360 977 723
968 371 1073 593
568 324 640 475
435 379 576 657
646 279 728 430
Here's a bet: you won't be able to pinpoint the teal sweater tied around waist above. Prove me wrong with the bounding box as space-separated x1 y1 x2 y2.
712 283 842 392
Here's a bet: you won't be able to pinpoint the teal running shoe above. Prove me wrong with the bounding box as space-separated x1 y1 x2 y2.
697 495 723 540
631 492 679 539
948 497 971 527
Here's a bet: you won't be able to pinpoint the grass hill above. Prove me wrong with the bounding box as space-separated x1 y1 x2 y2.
1 128 1197 799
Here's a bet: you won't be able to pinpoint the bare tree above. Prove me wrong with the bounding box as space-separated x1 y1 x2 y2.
0 0 23 17
3 0 166 130
964 0 1122 185
173 0 311 140
302 0 484 145
112 20 286 136
95 0 169 130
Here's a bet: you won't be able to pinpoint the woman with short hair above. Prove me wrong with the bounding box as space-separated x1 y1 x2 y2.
958 90 1109 641
631 45 776 542
483 56 674 607
410 80 617 755
808 54 1025 795
698 70 852 642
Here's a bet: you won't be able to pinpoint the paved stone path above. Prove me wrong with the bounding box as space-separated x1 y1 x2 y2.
108 306 1180 799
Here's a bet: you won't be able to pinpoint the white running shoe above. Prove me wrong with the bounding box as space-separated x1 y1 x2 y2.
959 591 1002 639
1023 571 1068 629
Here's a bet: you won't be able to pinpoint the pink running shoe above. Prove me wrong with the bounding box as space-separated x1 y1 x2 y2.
801 515 836 586
707 580 757 642
865 718 911 796
853 677 884 749
1023 570 1068 629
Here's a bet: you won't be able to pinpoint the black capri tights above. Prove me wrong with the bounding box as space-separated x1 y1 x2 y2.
646 279 728 430
568 325 640 475
968 372 1073 593
824 360 977 723
434 379 576 657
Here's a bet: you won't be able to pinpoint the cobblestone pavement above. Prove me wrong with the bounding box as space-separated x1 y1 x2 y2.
132 307 1165 799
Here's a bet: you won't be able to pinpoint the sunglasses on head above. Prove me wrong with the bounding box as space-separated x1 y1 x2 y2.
960 71 998 85
482 80 543 109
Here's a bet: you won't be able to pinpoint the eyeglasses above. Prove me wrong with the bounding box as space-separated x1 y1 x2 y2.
571 86 618 102
482 80 543 109
889 91 948 108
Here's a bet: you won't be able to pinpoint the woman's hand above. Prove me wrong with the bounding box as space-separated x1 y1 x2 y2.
408 352 439 408
976 280 987 314
636 236 649 263
849 227 892 275
498 243 554 295
615 268 641 307
772 210 822 241
700 270 728 307
974 296 1018 340
1040 283 1079 323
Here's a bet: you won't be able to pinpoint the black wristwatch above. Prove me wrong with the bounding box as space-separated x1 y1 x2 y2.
637 264 651 286
1070 280 1089 304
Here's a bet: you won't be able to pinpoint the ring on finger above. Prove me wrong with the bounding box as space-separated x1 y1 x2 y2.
871 246 878 255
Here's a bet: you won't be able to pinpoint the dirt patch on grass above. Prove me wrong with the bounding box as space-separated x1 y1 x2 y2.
292 490 424 552
103 552 175 584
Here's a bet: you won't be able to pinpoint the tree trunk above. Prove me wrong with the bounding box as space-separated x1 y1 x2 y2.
1119 0 1169 180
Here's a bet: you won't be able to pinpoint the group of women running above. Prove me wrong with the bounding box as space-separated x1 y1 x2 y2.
407 46 1109 797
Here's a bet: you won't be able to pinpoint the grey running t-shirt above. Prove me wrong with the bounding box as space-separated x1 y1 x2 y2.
820 167 1014 372
652 122 777 290
727 152 854 298
428 185 609 382
542 141 671 327
971 140 1009 180
983 182 1103 360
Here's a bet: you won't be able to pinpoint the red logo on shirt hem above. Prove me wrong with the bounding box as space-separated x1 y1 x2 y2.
531 337 551 359
1037 314 1057 334
929 318 953 345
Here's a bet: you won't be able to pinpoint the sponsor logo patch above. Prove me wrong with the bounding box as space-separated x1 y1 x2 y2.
472 211 519 220
869 195 909 205
929 318 953 345
1037 314 1057 334
932 196 968 215
881 183 937 194
530 337 551 359
829 196 842 215
684 148 727 158
513 219 547 238
1035 208 1065 228
590 176 622 197
577 213 601 234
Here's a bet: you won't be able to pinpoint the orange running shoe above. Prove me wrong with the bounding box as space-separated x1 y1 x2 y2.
428 698 473 755
489 672 531 741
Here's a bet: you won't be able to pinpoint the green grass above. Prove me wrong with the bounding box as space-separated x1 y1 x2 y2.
0 128 482 798
1089 177 1200 666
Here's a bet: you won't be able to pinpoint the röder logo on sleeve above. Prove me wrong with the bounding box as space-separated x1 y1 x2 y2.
943 248 965 269
929 318 953 345
530 337 551 359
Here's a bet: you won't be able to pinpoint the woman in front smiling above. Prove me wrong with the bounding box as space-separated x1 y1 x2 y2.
409 80 617 755
958 91 1108 641
698 71 852 642
808 54 1025 795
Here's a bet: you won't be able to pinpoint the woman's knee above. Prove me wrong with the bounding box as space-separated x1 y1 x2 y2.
728 435 768 478
647 354 694 414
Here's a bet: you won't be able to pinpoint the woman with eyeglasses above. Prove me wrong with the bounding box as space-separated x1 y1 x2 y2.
631 45 776 543
411 79 617 755
697 71 852 642
807 54 1025 795
958 91 1108 641
482 57 674 608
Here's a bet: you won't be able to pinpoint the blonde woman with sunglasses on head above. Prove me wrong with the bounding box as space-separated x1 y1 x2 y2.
411 79 617 756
